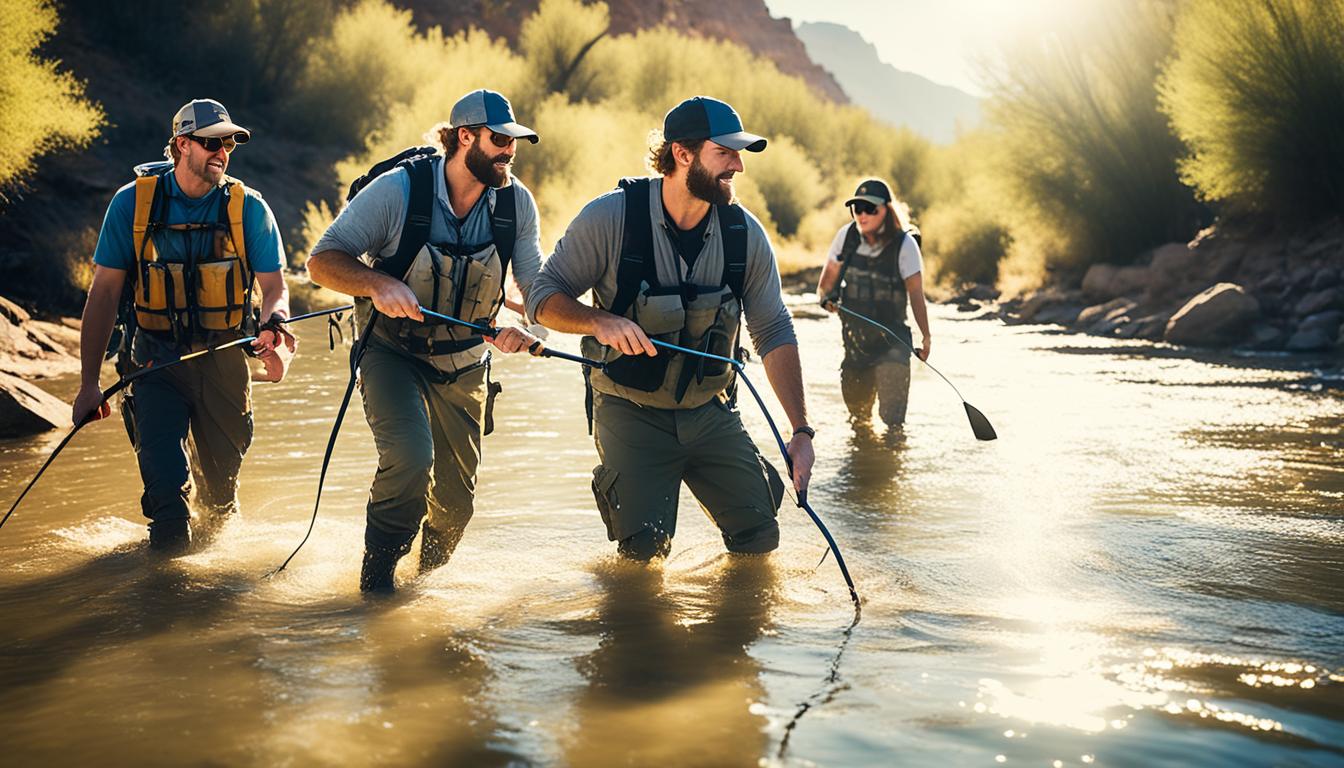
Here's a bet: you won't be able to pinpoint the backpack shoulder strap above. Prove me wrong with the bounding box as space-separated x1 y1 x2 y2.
717 203 748 301
379 156 435 281
490 184 517 280
833 222 862 293
132 175 160 263
612 177 655 317
223 179 248 269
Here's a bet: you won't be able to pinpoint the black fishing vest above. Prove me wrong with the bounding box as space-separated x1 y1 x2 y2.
836 223 910 365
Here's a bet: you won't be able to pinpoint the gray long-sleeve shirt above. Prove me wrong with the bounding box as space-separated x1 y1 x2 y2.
526 177 797 357
311 156 542 306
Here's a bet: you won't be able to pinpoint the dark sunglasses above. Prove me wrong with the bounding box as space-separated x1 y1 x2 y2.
850 200 879 216
467 126 515 149
185 133 243 153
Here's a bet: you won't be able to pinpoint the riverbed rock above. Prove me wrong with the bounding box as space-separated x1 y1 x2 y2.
1310 266 1339 292
1082 263 1150 301
1034 303 1084 325
1245 324 1287 350
0 296 31 326
0 371 68 437
1164 283 1260 347
1285 327 1335 352
1297 310 1343 337
1131 312 1174 341
1077 298 1137 330
1294 288 1340 317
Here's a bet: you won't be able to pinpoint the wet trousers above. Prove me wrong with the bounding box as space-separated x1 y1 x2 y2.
590 392 784 559
358 341 487 551
840 357 912 427
125 334 252 525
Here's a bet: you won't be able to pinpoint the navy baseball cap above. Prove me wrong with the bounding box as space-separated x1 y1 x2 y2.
450 89 539 144
845 179 892 208
663 96 766 152
172 99 250 142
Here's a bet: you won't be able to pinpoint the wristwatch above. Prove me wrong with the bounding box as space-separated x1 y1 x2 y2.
793 425 816 440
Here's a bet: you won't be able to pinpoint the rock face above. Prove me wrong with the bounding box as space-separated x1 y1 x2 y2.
1082 264 1150 302
1164 283 1260 347
0 371 69 437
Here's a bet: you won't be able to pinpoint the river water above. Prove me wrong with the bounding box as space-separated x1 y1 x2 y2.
0 302 1341 767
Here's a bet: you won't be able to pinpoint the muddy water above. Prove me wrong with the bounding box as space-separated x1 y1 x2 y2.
0 302 1340 767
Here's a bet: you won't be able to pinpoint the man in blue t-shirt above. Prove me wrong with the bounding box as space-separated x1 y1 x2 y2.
72 99 292 553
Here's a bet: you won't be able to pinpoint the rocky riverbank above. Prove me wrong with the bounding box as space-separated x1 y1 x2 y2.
956 221 1343 360
0 296 82 436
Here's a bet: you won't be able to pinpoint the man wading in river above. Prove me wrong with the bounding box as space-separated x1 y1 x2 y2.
73 99 293 553
307 90 543 592
527 96 813 560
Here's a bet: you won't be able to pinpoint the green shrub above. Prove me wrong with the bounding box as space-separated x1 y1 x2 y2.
1159 0 1344 223
0 0 103 200
744 136 825 238
519 0 612 104
985 1 1203 266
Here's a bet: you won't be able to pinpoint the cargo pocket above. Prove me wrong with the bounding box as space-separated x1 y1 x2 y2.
591 464 621 541
120 390 140 450
759 454 785 514
196 260 241 330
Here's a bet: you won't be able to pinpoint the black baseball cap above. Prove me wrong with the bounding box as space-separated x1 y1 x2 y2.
663 96 766 152
845 179 892 208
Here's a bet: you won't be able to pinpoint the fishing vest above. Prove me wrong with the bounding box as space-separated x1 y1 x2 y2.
836 222 912 364
129 162 253 345
580 177 748 410
350 151 516 379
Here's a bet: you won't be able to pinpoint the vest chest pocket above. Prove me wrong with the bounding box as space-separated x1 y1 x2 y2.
135 262 189 332
196 259 246 330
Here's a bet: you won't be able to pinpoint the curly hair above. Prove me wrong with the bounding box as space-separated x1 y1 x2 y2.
426 122 477 160
645 129 705 176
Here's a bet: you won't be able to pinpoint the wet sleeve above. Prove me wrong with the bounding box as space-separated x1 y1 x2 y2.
91 183 137 271
506 179 543 308
243 192 285 273
898 233 924 280
740 210 797 358
525 193 621 321
310 169 407 262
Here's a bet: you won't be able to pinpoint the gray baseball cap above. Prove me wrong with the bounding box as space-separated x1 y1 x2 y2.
171 99 251 142
449 89 538 143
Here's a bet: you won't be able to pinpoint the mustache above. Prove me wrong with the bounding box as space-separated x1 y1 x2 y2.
490 153 513 164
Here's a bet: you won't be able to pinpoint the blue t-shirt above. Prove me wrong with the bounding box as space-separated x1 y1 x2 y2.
93 170 285 273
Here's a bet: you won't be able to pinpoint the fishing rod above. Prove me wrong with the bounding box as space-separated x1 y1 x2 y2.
0 333 259 532
646 338 862 757
2 306 360 535
266 306 605 576
834 304 997 441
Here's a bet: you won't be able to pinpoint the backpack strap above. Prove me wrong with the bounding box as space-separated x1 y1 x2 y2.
223 179 248 268
378 155 436 281
611 177 657 317
833 222 861 296
717 203 748 302
490 184 517 282
132 174 162 264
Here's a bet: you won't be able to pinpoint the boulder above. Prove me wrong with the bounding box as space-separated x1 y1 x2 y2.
1164 283 1260 347
1082 263 1150 301
1034 303 1084 325
1077 298 1137 329
1298 310 1343 338
1131 312 1174 341
0 296 31 326
1245 324 1287 351
1149 242 1196 277
1286 328 1335 352
0 372 69 437
1310 266 1339 292
1294 288 1340 317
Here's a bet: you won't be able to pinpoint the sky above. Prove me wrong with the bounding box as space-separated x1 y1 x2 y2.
764 0 1083 96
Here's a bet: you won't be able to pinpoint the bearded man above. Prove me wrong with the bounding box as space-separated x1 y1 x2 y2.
307 90 543 591
527 96 814 561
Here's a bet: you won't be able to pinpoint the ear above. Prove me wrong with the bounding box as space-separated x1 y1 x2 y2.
671 142 696 168
457 126 476 148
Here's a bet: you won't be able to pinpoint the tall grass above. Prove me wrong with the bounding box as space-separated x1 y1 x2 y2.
984 0 1202 269
1159 0 1344 224
0 0 103 201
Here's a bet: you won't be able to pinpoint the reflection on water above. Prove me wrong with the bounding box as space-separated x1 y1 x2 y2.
0 304 1341 765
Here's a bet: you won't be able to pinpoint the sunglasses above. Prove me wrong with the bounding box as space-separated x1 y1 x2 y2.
850 201 879 216
467 126 516 149
185 133 243 153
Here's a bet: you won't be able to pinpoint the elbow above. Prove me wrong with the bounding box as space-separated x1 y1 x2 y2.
305 251 332 286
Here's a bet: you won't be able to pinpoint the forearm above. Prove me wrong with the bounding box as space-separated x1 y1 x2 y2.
257 273 291 320
817 260 840 298
907 276 931 339
306 249 397 298
79 285 120 387
534 292 611 335
761 343 809 431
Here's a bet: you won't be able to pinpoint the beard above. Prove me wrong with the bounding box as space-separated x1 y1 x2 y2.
465 137 512 187
686 155 735 206
186 150 225 186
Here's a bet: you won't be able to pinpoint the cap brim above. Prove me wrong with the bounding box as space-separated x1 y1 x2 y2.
845 195 887 208
194 121 251 142
711 132 767 152
488 122 539 144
